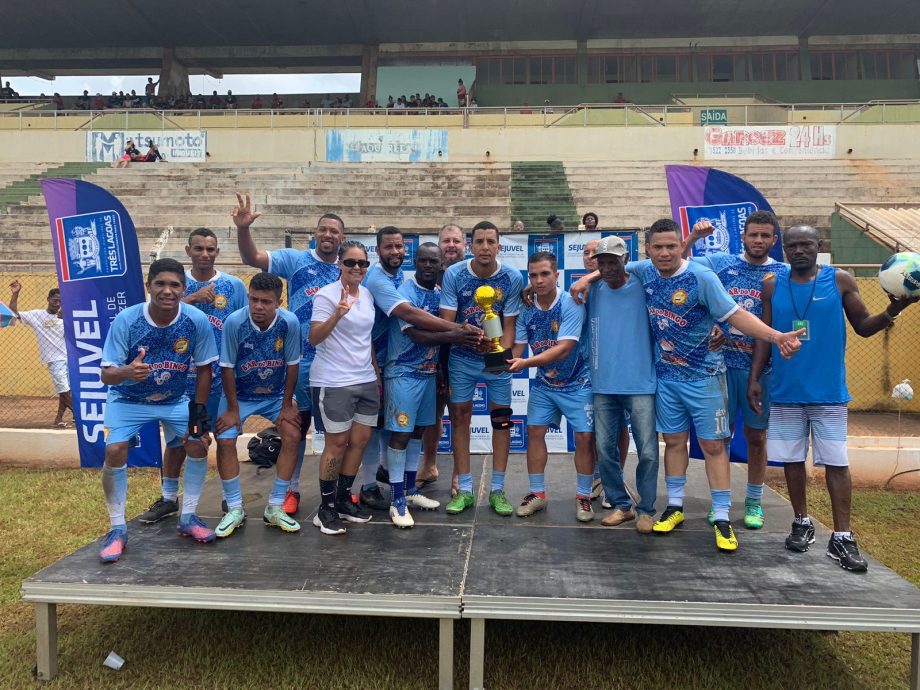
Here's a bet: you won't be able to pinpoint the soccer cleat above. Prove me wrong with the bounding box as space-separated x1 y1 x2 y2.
445 490 475 515
635 514 654 534
743 498 765 530
785 520 816 552
590 477 604 500
376 465 390 485
601 506 635 527
515 492 548 517
576 497 595 523
405 491 440 510
827 535 869 573
312 505 346 535
177 514 216 543
359 486 389 511
714 520 739 552
489 489 514 516
99 529 127 563
215 508 246 538
652 506 685 533
281 490 301 516
138 497 179 524
389 498 414 528
263 504 301 532
336 496 373 523
707 509 716 526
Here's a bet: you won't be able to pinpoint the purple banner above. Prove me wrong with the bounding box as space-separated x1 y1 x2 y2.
42 179 161 468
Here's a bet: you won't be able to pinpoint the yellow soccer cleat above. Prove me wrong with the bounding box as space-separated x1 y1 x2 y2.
713 520 739 552
652 506 685 533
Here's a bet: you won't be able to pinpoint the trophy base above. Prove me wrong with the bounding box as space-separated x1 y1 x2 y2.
483 349 512 374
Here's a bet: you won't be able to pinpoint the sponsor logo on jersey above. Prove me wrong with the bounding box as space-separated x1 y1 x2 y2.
173 337 190 354
671 289 688 306
274 337 284 352
214 294 228 309
397 412 410 427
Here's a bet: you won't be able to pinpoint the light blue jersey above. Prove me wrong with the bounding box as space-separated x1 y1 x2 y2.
364 263 407 365
515 291 589 392
586 275 656 395
385 278 440 380
441 259 523 363
694 254 789 371
101 302 218 405
183 270 247 397
220 307 301 401
630 259 738 382
268 248 341 364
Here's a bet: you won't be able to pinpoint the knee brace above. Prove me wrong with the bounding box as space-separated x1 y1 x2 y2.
490 407 513 430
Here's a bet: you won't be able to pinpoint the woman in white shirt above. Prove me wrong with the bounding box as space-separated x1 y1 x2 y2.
309 240 380 535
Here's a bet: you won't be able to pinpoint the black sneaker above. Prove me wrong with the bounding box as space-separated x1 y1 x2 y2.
138 497 179 524
827 534 869 573
375 465 390 485
785 520 816 552
312 505 347 535
359 486 389 511
336 496 373 523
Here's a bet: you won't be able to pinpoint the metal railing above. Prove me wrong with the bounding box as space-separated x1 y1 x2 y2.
1 100 920 131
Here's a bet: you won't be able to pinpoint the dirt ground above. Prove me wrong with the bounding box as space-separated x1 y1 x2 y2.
1 396 918 436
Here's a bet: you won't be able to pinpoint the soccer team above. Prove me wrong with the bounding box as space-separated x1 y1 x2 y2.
96 200 917 574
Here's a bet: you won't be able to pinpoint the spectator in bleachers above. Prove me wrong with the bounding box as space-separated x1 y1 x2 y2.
250 95 263 109
542 99 554 114
145 77 159 105
76 90 90 110
93 93 105 110
366 97 378 108
457 78 467 107
225 90 237 109
386 96 395 108
107 91 120 108
52 93 64 110
320 94 334 109
468 97 479 108
343 95 353 108
438 98 448 108
546 214 565 231
129 90 143 108
614 92 629 104
1 82 19 99
520 101 533 114
209 91 223 109
583 212 599 231
394 97 406 111
113 138 141 168
271 93 283 109
512 220 526 233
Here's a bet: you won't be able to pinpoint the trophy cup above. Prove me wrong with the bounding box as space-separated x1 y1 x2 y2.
474 285 511 373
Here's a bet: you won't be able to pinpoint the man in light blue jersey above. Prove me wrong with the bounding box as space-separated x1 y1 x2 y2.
213 272 303 537
140 228 247 525
97 259 219 563
582 236 659 533
682 211 790 530
751 225 917 572
383 243 482 527
232 193 342 517
440 221 524 516
573 220 804 552
508 251 596 523
360 225 478 511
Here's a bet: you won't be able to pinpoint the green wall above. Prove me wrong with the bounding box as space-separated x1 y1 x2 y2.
830 213 895 276
376 65 477 107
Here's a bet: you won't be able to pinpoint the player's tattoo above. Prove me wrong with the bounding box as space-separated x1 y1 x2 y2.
320 454 342 479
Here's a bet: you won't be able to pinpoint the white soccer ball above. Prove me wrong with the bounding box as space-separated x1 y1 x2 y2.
878 252 920 298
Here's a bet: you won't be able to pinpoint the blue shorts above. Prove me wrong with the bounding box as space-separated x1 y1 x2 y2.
656 375 729 440
294 359 313 412
448 352 511 406
726 368 770 430
104 397 188 449
215 396 284 439
528 385 594 432
204 390 222 425
384 376 436 432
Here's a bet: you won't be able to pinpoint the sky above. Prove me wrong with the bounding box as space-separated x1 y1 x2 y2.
5 73 361 96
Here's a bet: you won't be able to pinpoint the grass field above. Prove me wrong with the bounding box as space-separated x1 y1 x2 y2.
2 466 919 689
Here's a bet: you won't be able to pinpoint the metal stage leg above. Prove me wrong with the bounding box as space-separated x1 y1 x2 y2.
911 633 920 690
35 603 57 681
469 618 485 690
439 618 454 690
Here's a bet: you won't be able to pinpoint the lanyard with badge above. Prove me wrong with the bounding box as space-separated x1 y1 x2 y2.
788 270 817 341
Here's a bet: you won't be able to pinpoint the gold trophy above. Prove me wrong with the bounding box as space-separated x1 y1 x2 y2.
474 285 512 373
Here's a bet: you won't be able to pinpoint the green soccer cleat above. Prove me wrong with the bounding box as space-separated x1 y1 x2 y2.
215 507 246 538
743 498 765 530
489 490 514 516
445 491 475 515
263 504 301 532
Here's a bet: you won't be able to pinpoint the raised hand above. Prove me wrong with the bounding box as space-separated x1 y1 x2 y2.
887 293 920 315
231 192 262 230
9 279 21 294
690 219 716 240
128 347 151 381
335 287 353 318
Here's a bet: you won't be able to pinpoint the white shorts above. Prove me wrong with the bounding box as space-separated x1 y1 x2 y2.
47 361 70 394
767 404 848 467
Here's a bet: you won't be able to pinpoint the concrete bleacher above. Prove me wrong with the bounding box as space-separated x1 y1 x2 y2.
0 159 919 270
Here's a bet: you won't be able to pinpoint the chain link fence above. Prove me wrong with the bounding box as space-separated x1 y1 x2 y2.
0 271 916 433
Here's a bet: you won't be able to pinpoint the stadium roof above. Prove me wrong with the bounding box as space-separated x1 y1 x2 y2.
837 203 920 253
2 0 919 50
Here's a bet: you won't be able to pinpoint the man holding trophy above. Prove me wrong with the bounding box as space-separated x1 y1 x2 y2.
440 221 524 515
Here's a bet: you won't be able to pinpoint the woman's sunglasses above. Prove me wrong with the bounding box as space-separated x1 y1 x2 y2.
342 258 370 269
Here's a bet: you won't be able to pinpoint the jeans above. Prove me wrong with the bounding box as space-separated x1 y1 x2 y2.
594 393 659 516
